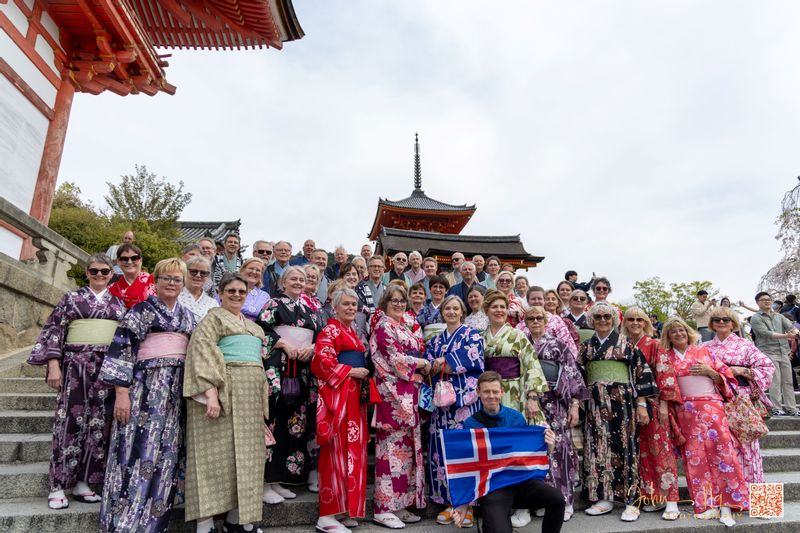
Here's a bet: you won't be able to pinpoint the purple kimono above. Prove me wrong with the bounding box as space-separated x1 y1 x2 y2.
99 296 195 533
28 286 126 492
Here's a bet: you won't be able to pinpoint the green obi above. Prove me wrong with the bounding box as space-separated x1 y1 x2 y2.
218 335 262 364
586 360 629 384
66 319 118 345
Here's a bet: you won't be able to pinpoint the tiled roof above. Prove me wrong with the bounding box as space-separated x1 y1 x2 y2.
178 220 241 243
380 189 475 212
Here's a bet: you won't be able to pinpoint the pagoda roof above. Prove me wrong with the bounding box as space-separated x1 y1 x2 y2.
377 227 544 269
179 220 241 243
380 189 476 212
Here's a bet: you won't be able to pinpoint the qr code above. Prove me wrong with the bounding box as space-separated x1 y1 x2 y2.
750 483 783 518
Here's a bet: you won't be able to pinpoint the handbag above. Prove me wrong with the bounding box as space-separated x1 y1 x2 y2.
281 359 301 405
433 368 456 408
724 383 769 444
419 375 434 412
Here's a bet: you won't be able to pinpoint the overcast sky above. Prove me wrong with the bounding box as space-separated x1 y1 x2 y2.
58 1 799 303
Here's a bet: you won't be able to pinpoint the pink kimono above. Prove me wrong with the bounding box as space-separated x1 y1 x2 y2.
656 345 749 513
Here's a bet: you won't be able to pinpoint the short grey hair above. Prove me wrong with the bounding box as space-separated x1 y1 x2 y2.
180 243 202 256
460 260 476 273
185 256 211 270
440 295 467 323
586 302 620 328
409 250 422 260
332 287 358 307
86 253 114 268
279 265 306 288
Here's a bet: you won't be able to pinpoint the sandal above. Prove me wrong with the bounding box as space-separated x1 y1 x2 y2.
563 505 574 522
436 507 455 525
621 505 640 522
394 509 421 523
585 501 613 516
372 513 405 529
48 496 69 510
462 508 474 528
72 491 102 504
223 522 263 533
694 508 720 520
340 517 358 528
662 510 680 521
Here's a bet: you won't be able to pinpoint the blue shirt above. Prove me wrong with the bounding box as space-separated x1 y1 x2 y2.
463 405 527 429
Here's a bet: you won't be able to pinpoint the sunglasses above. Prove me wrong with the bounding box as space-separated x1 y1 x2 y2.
88 268 112 276
571 296 587 301
188 269 209 278
710 317 733 323
595 314 613 321
497 278 512 283
255 249 273 256
626 317 645 323
525 315 546 322
594 286 609 292
119 255 141 263
224 288 248 296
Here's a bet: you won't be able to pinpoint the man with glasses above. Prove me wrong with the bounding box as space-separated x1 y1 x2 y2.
253 239 275 288
690 290 716 342
211 234 243 290
364 255 387 306
382 252 411 287
290 239 315 266
446 252 465 288
751 291 800 416
265 241 293 297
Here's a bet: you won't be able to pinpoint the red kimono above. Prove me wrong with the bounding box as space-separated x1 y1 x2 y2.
109 271 155 309
656 345 749 513
312 319 368 518
635 336 679 502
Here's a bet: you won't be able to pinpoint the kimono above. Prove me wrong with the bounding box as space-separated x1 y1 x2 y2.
312 319 369 518
505 293 526 327
28 287 126 492
370 313 427 514
516 313 578 360
99 296 195 533
579 331 657 505
241 288 271 322
183 308 269 524
300 292 322 313
257 294 322 485
178 288 218 323
464 311 488 331
109 271 155 309
704 334 775 483
656 345 750 513
634 336 679 503
482 323 548 424
416 301 442 328
563 311 590 331
425 325 485 504
530 333 588 506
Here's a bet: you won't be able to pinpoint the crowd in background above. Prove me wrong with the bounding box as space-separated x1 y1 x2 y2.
26 229 800 533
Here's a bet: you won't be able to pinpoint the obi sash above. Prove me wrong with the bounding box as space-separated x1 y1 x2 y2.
218 334 262 364
274 325 313 348
423 323 446 343
485 356 521 379
137 332 188 361
65 319 118 345
677 375 717 397
539 360 560 384
338 350 366 368
586 360 628 384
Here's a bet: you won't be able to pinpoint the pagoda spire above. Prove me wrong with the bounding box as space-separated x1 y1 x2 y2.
414 132 422 191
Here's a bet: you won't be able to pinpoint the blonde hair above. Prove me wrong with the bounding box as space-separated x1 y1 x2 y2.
659 316 701 350
623 306 655 337
303 264 321 290
709 306 740 331
240 257 265 288
327 279 347 303
482 289 508 314
153 258 186 280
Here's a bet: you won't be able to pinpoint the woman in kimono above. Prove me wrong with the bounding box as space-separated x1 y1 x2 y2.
417 275 449 342
481 289 548 528
312 288 370 532
178 256 218 322
100 258 196 533
544 289 580 348
704 306 774 484
523 306 588 521
656 317 749 527
426 296 484 526
408 282 427 317
494 272 526 326
464 285 489 331
183 273 269 533
556 281 575 310
257 266 322 503
563 289 591 332
237 258 271 321
109 243 155 309
621 307 680 520
370 285 431 529
579 302 657 522
29 254 126 509
301 264 323 312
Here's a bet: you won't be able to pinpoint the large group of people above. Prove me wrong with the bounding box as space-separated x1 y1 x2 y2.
26 231 800 533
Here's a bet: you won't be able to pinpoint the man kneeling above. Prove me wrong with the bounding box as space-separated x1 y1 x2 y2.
453 371 564 533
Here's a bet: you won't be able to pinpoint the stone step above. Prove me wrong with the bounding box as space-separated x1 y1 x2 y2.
0 393 56 411
761 430 800 449
0 411 53 434
0 434 51 463
0 378 53 394
1 495 799 533
766 416 800 432
0 462 48 498
0 364 43 379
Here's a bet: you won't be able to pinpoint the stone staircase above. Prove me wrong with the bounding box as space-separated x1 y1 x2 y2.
1 347 800 532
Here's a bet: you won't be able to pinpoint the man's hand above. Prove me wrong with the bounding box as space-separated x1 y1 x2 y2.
452 505 469 528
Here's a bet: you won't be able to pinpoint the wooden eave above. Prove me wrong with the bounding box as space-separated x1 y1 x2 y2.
367 203 475 241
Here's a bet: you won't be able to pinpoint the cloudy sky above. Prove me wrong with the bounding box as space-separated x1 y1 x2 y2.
58 1 799 303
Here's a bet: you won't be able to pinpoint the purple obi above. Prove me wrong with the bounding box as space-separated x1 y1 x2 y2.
485 356 521 379
137 332 189 362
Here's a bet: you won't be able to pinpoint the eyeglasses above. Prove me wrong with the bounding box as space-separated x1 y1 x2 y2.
389 298 407 306
757 298 772 303
571 296 587 301
594 314 613 321
158 276 184 285
497 278 512 284
594 286 609 292
188 269 209 278
255 249 273 256
88 268 112 276
626 317 645 323
525 315 546 322
395 258 407 263
274 248 291 254
711 317 733 323
224 288 248 296
119 255 141 263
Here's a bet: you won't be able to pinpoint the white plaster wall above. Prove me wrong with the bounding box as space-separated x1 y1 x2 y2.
0 30 57 107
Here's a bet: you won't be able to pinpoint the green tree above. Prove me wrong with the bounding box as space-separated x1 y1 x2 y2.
104 165 192 231
633 276 718 323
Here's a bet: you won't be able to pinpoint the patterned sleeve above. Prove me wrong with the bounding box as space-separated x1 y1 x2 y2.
375 321 418 382
555 337 588 401
183 312 226 399
425 333 440 363
630 343 658 398
517 332 548 396
550 316 578 360
28 292 71 365
654 350 681 403
445 329 484 376
743 340 775 394
705 347 738 400
99 303 150 388
311 323 350 388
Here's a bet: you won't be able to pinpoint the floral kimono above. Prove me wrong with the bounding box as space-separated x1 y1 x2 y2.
425 325 485 504
516 313 578 360
530 333 588 506
579 331 657 505
634 336 679 503
482 323 548 424
99 296 195 533
704 334 775 483
505 293 527 327
656 344 749 513
257 294 322 485
416 301 443 328
28 286 126 492
178 288 218 323
312 319 369 518
240 288 271 322
370 313 427 514
109 271 155 309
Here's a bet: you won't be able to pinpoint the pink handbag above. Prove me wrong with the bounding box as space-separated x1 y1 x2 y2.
433 369 456 408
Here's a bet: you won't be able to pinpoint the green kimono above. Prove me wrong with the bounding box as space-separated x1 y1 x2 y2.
183 307 269 524
482 323 549 424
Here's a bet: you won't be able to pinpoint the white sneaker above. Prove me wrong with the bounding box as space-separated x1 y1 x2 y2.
510 509 531 528
262 484 284 505
273 485 296 499
534 508 545 517
563 504 574 521
308 469 319 493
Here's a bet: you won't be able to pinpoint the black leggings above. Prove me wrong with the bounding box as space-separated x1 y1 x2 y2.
478 478 565 533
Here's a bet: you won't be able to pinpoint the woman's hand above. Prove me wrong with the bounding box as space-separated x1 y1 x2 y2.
348 368 369 379
690 363 714 378
431 357 446 374
525 398 541 419
205 388 221 419
276 339 298 360
416 358 431 375
46 360 61 391
636 404 649 426
543 427 556 451
658 400 669 425
567 402 580 428
114 388 131 425
296 345 314 362
730 366 750 379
